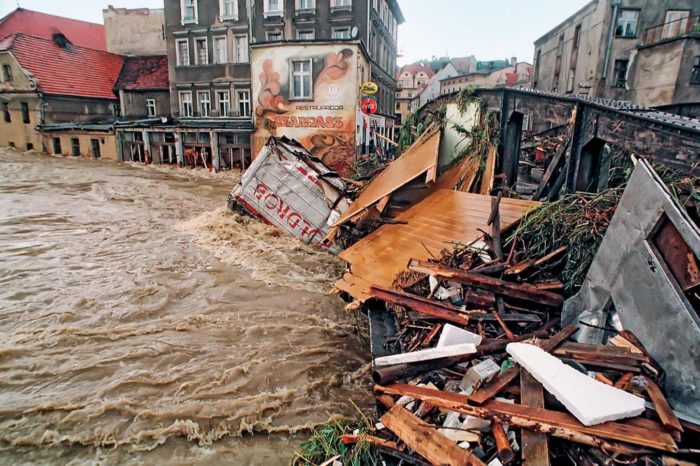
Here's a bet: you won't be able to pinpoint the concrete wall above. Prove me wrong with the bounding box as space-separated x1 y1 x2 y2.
120 90 171 119
41 130 118 161
43 96 117 123
104 6 167 56
419 63 457 108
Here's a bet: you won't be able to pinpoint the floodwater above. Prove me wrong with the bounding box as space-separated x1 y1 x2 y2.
0 149 371 465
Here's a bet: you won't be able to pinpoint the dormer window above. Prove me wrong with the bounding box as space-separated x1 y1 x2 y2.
181 0 198 24
264 0 284 18
220 0 238 20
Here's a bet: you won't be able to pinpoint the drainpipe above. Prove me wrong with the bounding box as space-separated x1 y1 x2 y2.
602 0 621 80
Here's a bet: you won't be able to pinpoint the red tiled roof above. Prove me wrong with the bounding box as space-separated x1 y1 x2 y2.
1 33 124 100
115 55 169 91
397 64 435 79
0 8 106 51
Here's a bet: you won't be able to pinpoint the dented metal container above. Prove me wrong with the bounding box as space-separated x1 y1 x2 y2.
228 137 351 252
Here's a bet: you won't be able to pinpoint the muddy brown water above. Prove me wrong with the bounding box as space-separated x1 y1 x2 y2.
0 149 371 465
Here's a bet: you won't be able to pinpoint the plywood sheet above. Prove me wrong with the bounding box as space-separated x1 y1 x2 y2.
336 189 539 301
332 129 441 228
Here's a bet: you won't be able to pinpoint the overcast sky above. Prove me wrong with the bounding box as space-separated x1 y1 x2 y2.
2 0 590 64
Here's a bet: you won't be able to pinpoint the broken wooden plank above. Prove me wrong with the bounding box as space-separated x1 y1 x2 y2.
492 420 515 464
520 367 550 466
380 404 487 466
339 434 401 451
552 343 647 367
408 259 564 307
533 246 568 267
644 376 684 436
375 384 678 453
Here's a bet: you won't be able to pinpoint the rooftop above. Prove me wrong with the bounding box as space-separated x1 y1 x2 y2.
115 55 169 91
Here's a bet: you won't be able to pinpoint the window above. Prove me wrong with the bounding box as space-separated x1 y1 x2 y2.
2 102 9 122
2 64 11 82
217 90 231 117
291 59 312 99
373 0 377 10
194 37 208 65
176 39 190 66
21 102 29 124
71 138 80 156
146 99 156 117
331 27 351 39
266 31 283 41
198 91 211 117
662 10 691 39
220 0 238 19
237 89 251 117
616 10 639 38
214 36 228 64
181 0 198 23
52 137 61 155
26 143 33 151
297 30 315 40
331 0 351 8
179 91 193 117
264 0 283 17
298 0 315 10
91 139 101 158
613 59 629 87
234 34 249 62
691 56 700 85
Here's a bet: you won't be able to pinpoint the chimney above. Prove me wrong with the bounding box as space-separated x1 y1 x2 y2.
511 56 517 66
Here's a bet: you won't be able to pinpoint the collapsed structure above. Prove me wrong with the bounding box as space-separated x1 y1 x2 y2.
230 86 700 465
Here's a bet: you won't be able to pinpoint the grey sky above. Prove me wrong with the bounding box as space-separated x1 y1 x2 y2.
2 0 590 65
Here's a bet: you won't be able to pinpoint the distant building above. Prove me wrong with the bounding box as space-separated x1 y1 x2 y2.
395 64 434 126
103 6 167 56
0 33 123 153
440 60 533 95
532 0 700 117
416 56 477 108
0 8 107 51
114 55 171 119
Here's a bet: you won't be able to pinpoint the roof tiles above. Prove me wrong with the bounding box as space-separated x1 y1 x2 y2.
115 55 169 91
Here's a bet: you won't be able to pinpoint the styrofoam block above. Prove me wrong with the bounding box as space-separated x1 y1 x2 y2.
507 343 646 426
460 358 500 394
439 411 481 443
437 324 483 348
462 415 490 432
374 343 476 367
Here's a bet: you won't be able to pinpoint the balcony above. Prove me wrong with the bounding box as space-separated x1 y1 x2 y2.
643 15 700 46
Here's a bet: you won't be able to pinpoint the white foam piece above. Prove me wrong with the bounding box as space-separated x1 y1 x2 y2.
506 343 646 426
374 343 477 367
437 324 483 348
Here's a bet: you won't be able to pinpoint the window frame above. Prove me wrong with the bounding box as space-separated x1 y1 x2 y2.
297 29 315 40
20 102 29 124
290 58 313 100
146 99 157 117
264 0 284 18
52 137 61 155
179 91 194 117
214 35 228 64
71 137 80 157
180 0 198 24
237 89 251 117
691 56 700 85
217 90 231 117
219 0 238 20
2 64 12 82
176 39 191 67
662 10 691 39
612 58 629 88
2 102 10 123
91 138 101 158
331 0 352 9
197 90 211 117
331 27 351 40
615 9 640 38
234 34 249 62
266 31 283 42
194 37 209 65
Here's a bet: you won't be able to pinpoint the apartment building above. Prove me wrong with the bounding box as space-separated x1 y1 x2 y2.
533 0 700 117
395 64 433 126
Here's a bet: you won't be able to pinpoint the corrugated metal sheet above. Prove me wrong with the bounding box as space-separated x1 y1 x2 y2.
230 138 351 252
336 189 539 301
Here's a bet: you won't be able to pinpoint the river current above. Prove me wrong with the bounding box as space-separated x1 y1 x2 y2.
0 149 370 465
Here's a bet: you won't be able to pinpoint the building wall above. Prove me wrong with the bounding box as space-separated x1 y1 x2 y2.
103 6 167 56
673 37 700 105
42 96 118 123
251 42 368 176
440 74 488 95
418 63 457 108
41 130 118 161
0 51 42 150
120 90 172 119
630 38 685 107
533 0 700 104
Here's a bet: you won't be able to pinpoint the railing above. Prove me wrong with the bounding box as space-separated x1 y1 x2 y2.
643 15 700 45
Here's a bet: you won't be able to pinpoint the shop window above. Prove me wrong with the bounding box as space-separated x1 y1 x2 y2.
613 59 629 87
21 102 29 124
52 137 62 155
71 138 80 156
290 59 312 99
91 139 101 158
616 10 639 38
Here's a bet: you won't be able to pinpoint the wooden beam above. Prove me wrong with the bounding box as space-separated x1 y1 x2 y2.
380 404 487 466
375 384 677 453
339 434 402 451
492 420 515 464
520 367 550 466
644 376 683 437
408 260 564 307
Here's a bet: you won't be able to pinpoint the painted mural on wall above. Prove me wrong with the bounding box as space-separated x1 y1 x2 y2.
252 44 361 176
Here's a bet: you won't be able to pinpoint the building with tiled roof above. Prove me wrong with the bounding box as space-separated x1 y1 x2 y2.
0 8 107 51
114 55 171 119
0 32 124 153
395 64 435 128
